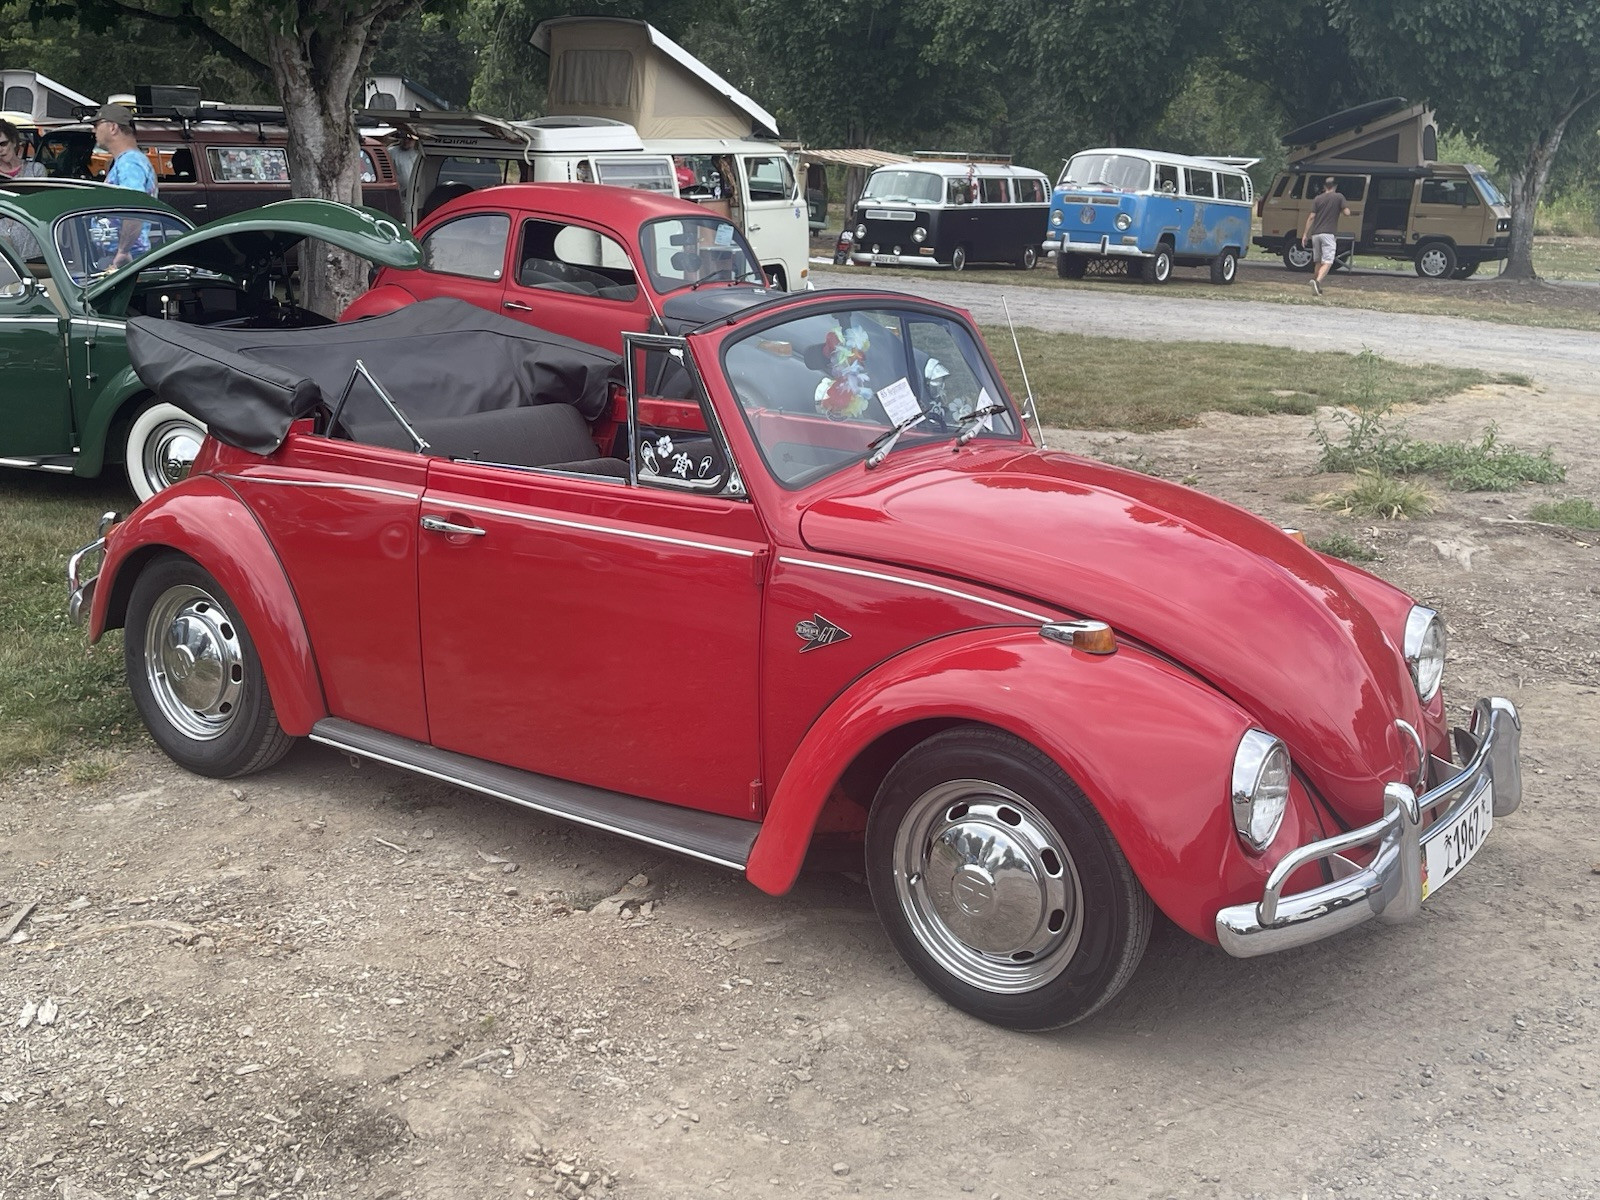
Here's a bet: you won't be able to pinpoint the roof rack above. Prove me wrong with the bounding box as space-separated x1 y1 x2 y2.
912 150 1013 165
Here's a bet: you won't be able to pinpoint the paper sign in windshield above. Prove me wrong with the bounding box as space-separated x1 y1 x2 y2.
876 377 922 426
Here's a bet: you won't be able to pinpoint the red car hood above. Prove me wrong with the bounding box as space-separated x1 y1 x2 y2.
798 447 1423 822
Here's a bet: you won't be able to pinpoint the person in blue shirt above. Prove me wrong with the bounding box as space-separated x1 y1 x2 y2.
93 103 158 269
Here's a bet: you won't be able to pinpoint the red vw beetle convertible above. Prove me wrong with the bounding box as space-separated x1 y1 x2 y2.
69 292 1522 1030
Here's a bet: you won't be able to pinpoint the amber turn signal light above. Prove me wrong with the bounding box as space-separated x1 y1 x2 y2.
1040 620 1117 655
1282 528 1307 545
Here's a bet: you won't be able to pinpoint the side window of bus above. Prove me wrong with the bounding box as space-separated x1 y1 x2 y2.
1289 175 1306 200
947 177 974 205
1016 177 1047 204
1184 169 1216 199
1272 175 1291 198
743 155 795 202
1156 164 1179 194
979 177 1009 204
1220 173 1248 202
1333 176 1368 202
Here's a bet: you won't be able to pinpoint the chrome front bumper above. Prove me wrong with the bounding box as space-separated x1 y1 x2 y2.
1215 696 1521 957
1044 234 1149 259
848 252 942 268
66 511 119 626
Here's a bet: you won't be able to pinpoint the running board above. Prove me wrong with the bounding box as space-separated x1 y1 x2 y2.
310 717 759 872
0 454 76 474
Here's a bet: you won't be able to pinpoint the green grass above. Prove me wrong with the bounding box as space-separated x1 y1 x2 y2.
1314 407 1565 491
1309 533 1379 563
1317 471 1435 520
0 474 139 773
1528 498 1600 529
978 328 1493 432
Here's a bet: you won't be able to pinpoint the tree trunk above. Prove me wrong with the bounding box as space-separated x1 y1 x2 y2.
1500 114 1575 281
263 20 381 315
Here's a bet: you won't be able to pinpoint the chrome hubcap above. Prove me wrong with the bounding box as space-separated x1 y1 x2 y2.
144 584 243 741
894 780 1083 993
144 420 204 492
1420 249 1449 277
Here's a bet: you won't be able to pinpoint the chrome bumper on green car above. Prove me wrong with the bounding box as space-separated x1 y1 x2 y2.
1216 696 1521 957
66 511 120 626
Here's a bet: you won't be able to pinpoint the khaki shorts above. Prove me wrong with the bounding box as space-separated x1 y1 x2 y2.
1311 233 1337 264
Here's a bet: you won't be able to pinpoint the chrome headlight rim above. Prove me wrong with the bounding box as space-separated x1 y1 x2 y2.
912 226 927 244
1050 210 1063 227
1403 605 1446 703
855 223 867 240
1114 212 1133 231
1231 729 1291 852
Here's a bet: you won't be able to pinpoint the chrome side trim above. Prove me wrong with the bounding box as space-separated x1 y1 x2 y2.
309 718 758 872
778 556 1053 623
1216 696 1521 957
0 315 62 326
443 498 757 558
217 474 420 501
0 456 75 473
68 317 126 331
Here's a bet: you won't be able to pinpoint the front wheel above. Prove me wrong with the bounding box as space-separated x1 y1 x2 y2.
1057 253 1087 280
1282 240 1314 272
1414 241 1457 279
865 727 1153 1030
950 245 969 271
126 402 206 503
1209 248 1238 285
1018 245 1038 270
125 554 294 779
1139 244 1173 285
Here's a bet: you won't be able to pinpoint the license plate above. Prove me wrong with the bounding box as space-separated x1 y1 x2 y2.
1422 781 1493 900
872 254 898 265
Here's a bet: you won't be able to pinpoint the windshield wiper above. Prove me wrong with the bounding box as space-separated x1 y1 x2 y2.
953 403 1008 448
690 267 760 290
865 412 926 468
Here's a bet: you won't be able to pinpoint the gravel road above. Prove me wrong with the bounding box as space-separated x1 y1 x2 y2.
817 271 1600 392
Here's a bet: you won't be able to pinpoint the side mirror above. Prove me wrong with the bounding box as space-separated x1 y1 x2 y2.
0 273 37 301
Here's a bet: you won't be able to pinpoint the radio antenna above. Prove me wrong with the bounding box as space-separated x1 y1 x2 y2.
1001 295 1045 449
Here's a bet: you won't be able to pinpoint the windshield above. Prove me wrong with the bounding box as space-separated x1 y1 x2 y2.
639 216 762 294
53 209 193 285
861 170 943 205
1058 153 1151 193
724 305 1021 487
1472 172 1507 206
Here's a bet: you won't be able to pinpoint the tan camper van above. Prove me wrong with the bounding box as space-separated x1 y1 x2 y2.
1254 98 1511 279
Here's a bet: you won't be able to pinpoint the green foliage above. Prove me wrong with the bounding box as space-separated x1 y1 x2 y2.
372 10 479 107
1528 498 1600 530
1314 407 1566 491
1146 63 1290 191
1309 532 1379 563
1317 470 1433 520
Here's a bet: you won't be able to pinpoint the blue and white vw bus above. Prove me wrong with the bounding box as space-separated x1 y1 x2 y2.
1043 148 1256 284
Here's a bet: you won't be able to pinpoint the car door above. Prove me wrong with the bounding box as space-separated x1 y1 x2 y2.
415 335 766 819
736 153 807 288
0 242 73 459
498 214 650 353
1414 175 1480 244
408 209 513 315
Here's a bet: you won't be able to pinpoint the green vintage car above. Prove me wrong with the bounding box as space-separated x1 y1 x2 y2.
0 181 421 498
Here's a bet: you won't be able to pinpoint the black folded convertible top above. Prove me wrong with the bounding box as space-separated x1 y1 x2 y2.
126 298 623 455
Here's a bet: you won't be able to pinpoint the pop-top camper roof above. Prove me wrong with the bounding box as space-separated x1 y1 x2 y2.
1 69 95 121
1284 98 1439 170
531 17 779 141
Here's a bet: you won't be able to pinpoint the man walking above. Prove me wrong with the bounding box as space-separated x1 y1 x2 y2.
1301 176 1349 297
93 102 158 269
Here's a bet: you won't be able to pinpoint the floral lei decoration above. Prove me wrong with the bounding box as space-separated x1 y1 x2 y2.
813 322 873 420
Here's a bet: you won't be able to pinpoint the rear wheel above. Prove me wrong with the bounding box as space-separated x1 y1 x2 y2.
1451 261 1480 280
1282 240 1314 272
1209 248 1239 285
865 727 1153 1030
126 402 205 502
950 245 969 271
1414 241 1457 279
125 555 293 779
1057 253 1087 280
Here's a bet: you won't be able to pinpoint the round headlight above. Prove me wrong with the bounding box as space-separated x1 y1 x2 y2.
1050 211 1063 227
1404 606 1446 702
1231 730 1291 851
856 223 867 239
912 226 927 243
1114 212 1133 231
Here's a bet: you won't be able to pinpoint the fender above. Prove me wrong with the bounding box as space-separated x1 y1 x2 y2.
340 283 417 322
73 365 146 479
746 627 1326 943
90 474 327 736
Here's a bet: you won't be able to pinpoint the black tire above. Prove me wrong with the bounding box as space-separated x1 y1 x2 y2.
1018 245 1038 270
1139 244 1173 285
1451 262 1479 280
1414 241 1457 279
1282 240 1314 272
125 554 293 779
1057 253 1087 280
865 726 1153 1030
950 245 969 271
1209 248 1239 285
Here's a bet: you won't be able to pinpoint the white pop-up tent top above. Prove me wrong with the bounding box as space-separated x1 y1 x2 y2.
1 70 95 122
531 17 779 141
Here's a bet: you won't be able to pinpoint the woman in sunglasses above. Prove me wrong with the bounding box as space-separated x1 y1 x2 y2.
0 119 46 181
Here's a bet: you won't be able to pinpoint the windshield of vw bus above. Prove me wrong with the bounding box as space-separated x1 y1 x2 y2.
1059 153 1151 193
1471 172 1507 206
53 210 193 284
640 216 762 293
861 170 943 205
724 306 1021 487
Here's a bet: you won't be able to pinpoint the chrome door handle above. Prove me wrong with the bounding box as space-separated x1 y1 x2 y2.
503 300 533 312
747 224 761 231
421 515 486 537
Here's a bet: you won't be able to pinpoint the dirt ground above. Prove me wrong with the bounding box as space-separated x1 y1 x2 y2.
4 307 1599 1199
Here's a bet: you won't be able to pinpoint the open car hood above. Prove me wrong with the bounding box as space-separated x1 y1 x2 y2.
83 199 421 305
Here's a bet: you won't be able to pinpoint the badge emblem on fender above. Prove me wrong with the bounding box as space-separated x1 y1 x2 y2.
795 614 851 653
